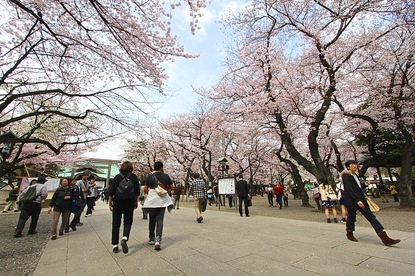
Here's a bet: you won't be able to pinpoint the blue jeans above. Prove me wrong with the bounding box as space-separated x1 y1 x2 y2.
147 208 166 242
276 195 283 208
346 206 384 234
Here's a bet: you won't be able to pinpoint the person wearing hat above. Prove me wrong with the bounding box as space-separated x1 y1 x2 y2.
14 175 48 237
3 185 20 213
342 160 400 246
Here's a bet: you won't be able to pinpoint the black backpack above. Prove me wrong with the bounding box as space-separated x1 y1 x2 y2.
116 174 134 200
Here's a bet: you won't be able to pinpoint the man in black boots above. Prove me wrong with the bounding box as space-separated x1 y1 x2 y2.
341 160 400 246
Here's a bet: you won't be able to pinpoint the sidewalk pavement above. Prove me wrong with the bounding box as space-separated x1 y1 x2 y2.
34 201 415 276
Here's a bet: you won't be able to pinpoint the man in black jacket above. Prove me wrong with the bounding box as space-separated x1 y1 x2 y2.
235 175 250 217
342 160 400 246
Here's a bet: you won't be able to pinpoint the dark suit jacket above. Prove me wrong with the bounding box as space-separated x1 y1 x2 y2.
342 171 368 211
235 179 249 198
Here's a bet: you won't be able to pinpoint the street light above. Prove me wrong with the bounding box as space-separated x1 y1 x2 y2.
217 157 229 175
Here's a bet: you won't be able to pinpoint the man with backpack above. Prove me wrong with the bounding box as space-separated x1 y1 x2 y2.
108 161 140 254
14 176 48 237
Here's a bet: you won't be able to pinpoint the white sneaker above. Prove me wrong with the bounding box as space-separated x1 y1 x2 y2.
154 242 161 250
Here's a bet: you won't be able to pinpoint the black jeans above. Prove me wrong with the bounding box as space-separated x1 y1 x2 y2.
76 199 86 224
147 208 166 242
238 196 249 216
15 202 41 234
267 193 273 206
112 205 134 245
346 206 384 234
86 197 95 215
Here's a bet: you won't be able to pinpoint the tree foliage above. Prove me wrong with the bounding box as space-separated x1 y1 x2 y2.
0 0 208 175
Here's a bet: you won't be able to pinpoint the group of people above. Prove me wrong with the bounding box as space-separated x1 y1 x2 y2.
312 160 400 246
108 161 174 253
188 174 251 220
265 183 288 209
10 158 401 251
13 173 100 240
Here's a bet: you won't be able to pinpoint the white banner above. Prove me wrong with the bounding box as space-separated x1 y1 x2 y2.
218 177 235 194
20 177 61 192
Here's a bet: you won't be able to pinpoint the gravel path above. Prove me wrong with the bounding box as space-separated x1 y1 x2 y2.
0 194 413 276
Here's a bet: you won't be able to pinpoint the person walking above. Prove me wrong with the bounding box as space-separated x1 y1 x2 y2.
379 182 389 203
142 161 174 251
213 183 222 206
3 186 19 213
336 177 347 223
67 178 82 232
235 175 250 217
85 178 98 217
139 185 148 219
207 186 214 206
283 190 289 207
48 178 73 240
266 184 274 207
312 183 322 211
319 183 338 223
14 176 48 237
273 183 284 209
342 160 400 246
172 184 182 209
108 161 140 254
389 184 399 202
75 172 89 226
189 173 207 223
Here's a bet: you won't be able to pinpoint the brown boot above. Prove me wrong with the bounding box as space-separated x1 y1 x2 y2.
346 230 358 242
378 231 400 246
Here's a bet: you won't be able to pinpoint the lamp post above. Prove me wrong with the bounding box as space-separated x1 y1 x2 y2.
217 157 229 176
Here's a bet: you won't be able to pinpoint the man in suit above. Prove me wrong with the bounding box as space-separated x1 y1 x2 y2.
342 160 400 246
235 175 250 217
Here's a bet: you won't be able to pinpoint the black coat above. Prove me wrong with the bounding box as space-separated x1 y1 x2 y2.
235 179 249 198
342 172 368 211
108 173 140 208
49 187 74 211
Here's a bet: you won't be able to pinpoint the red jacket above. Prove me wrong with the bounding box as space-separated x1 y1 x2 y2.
274 185 284 196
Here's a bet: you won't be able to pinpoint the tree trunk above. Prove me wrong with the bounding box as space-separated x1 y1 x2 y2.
398 137 415 208
376 167 384 186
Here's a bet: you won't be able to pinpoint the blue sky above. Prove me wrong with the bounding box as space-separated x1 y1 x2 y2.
156 1 243 118
86 1 245 159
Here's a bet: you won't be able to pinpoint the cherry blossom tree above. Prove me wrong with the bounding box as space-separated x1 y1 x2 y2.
204 0 413 205
0 0 208 178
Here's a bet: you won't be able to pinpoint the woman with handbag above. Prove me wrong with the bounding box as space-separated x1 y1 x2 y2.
312 183 322 211
142 161 174 250
319 183 338 223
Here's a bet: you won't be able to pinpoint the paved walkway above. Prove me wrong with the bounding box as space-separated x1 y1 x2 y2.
34 200 415 276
